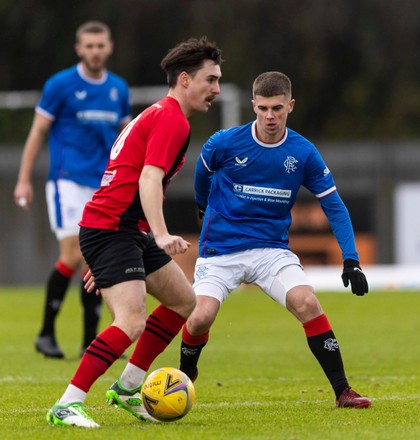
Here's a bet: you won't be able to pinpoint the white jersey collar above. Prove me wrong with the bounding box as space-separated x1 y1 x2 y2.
77 63 108 85
251 120 288 148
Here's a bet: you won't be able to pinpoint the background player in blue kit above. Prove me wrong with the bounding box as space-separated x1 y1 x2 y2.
179 71 371 408
14 21 131 359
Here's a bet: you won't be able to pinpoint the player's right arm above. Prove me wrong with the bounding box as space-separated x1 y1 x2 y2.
139 164 191 256
194 133 220 213
14 112 52 210
194 154 213 214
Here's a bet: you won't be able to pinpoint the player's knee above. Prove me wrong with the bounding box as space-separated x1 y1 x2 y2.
187 303 217 334
169 288 196 319
286 287 321 320
187 313 212 335
183 293 197 317
114 311 146 341
128 319 146 341
300 293 321 315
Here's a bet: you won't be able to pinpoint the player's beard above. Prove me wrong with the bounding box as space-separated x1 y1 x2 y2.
82 56 107 77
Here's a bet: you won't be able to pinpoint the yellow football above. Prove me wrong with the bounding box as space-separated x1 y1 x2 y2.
141 367 195 422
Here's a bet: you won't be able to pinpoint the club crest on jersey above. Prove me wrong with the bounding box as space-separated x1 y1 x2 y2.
235 156 248 166
75 90 87 100
284 156 298 173
110 87 119 101
100 170 116 186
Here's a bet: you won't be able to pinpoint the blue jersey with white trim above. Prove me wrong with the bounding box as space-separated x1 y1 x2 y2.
37 64 131 188
196 121 358 260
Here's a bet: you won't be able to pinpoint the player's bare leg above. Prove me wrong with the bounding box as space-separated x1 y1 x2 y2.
179 295 220 381
146 260 196 317
48 280 146 427
106 261 196 421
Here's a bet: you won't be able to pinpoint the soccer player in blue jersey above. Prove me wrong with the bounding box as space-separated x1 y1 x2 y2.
14 21 132 359
179 71 372 408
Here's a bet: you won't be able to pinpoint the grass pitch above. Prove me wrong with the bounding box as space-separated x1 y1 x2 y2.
0 285 418 439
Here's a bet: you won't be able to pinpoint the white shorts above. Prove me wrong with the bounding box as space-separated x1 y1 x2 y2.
46 179 96 240
193 248 312 307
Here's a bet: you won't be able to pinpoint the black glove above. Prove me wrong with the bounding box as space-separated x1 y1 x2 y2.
197 204 206 219
341 259 368 296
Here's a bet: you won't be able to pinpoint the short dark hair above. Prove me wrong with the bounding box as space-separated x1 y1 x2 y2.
75 21 112 43
252 72 292 99
161 37 223 88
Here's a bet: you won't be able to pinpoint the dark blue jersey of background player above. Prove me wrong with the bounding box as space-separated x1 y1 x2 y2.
38 63 131 188
14 21 131 360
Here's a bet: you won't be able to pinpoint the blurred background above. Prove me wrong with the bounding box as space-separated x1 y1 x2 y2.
1 0 420 286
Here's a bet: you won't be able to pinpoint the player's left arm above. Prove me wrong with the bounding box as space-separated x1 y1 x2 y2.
319 191 369 296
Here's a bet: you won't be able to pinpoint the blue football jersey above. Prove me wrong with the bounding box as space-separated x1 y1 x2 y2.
36 63 131 188
196 121 358 260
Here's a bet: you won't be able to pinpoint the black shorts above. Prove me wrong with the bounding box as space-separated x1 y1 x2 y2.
79 227 172 289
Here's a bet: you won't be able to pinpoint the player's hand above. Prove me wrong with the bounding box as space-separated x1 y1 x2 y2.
341 259 368 296
14 181 33 211
83 269 101 296
155 233 191 256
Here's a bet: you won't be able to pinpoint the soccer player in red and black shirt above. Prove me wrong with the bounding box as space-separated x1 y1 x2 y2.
47 37 223 428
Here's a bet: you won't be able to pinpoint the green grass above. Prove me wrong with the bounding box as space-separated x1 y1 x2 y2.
0 285 419 439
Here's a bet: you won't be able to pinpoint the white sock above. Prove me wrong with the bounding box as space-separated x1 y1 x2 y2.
58 384 87 405
119 362 146 390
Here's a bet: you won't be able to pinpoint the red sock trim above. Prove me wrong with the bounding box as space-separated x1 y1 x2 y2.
70 325 131 392
102 325 133 354
182 325 209 345
152 305 187 334
55 260 75 278
303 314 332 337
129 305 186 371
